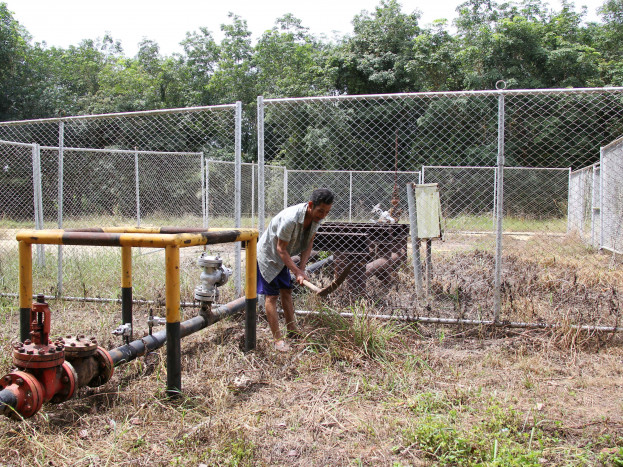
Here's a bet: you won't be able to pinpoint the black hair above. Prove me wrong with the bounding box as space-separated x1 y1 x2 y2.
310 188 334 206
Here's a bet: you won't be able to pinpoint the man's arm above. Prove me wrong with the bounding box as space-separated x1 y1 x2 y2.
298 233 315 272
276 239 308 285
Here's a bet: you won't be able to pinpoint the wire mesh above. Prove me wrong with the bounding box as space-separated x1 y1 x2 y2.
261 89 623 328
0 106 238 304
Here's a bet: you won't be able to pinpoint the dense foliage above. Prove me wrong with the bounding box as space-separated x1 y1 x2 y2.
1 0 621 121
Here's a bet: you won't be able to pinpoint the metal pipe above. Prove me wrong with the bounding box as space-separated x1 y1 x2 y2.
235 102 242 296
493 92 506 323
406 182 423 295
57 122 64 297
121 246 132 340
19 241 32 342
257 96 265 236
0 388 18 417
165 245 181 395
291 309 623 332
263 87 623 105
244 236 257 351
109 297 247 366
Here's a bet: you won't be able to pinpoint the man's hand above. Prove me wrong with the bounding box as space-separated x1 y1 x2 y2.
294 268 309 285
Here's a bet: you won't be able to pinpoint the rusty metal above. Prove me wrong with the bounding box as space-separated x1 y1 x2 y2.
0 371 44 419
310 222 409 295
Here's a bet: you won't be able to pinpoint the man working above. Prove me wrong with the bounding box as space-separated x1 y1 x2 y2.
257 188 334 351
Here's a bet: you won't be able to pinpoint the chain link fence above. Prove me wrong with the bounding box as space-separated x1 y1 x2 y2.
258 88 623 329
0 105 244 306
3 89 623 331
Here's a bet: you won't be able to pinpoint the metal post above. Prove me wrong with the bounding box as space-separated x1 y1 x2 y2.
134 148 141 227
566 167 572 235
165 245 181 396
32 143 44 267
406 182 423 295
257 96 265 236
18 241 33 342
205 159 210 229
57 122 64 297
235 101 242 296
493 167 498 231
283 168 288 210
599 148 604 249
349 171 353 222
591 163 599 247
121 245 132 341
493 93 505 323
201 152 207 228
244 236 257 351
251 163 255 228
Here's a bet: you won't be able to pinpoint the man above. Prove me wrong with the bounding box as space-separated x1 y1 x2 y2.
257 188 334 351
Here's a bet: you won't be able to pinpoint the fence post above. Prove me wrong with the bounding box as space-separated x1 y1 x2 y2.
57 121 64 297
201 152 207 228
251 163 255 228
283 168 288 210
349 171 353 222
493 92 505 323
599 147 604 250
406 182 423 296
235 101 242 296
257 96 265 236
32 143 44 267
134 147 141 227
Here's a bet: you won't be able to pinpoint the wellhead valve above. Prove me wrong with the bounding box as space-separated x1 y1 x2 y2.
194 253 232 303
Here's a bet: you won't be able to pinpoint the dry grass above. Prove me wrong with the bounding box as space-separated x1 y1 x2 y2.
1 233 623 465
0 299 622 466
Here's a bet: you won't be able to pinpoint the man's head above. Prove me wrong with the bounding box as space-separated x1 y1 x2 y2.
308 188 333 223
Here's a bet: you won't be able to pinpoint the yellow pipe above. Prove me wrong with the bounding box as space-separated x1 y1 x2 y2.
16 229 258 248
18 241 32 310
121 246 132 288
245 236 257 300
165 245 181 323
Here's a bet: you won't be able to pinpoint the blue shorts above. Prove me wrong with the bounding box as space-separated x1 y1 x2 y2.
257 264 292 296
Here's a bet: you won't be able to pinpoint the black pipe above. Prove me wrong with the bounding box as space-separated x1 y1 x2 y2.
108 297 247 366
166 322 181 397
245 298 257 352
19 308 30 342
0 388 17 417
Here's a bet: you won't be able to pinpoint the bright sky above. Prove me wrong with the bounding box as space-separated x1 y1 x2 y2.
4 0 607 57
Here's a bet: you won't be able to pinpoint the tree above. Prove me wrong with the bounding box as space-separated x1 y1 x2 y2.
255 14 331 97
331 0 421 94
208 13 256 104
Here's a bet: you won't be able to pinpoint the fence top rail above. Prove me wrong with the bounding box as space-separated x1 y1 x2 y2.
0 139 35 148
286 169 420 174
570 163 600 175
602 136 623 152
263 87 623 105
39 146 203 156
423 165 570 171
0 104 237 127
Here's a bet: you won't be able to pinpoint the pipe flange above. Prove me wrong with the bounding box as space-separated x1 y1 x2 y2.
13 342 65 370
194 286 219 302
87 347 114 388
50 361 77 404
197 254 222 268
0 371 44 420
61 335 98 358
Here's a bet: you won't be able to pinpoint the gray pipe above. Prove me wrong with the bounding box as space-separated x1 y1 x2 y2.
0 388 17 416
109 297 246 366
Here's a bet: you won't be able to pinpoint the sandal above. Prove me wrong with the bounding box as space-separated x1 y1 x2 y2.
274 339 291 352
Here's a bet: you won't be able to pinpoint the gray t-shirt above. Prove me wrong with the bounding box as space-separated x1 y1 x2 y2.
257 202 320 283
